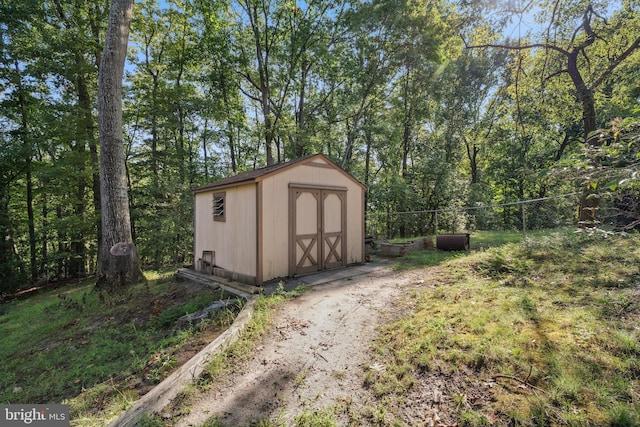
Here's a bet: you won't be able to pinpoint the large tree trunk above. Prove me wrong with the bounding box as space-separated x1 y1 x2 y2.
97 0 144 288
568 55 600 227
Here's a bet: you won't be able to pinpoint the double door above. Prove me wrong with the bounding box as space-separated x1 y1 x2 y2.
289 186 346 276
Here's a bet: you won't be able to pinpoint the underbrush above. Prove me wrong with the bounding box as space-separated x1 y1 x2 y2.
369 229 640 426
0 272 242 425
128 283 306 427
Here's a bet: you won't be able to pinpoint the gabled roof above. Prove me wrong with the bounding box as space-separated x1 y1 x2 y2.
193 153 365 193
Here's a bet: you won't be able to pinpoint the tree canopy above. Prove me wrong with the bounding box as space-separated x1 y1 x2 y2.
0 0 638 292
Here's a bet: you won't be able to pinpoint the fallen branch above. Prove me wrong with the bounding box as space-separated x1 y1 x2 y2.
493 371 547 395
314 351 328 362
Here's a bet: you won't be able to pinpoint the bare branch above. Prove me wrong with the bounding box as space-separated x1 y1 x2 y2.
588 4 608 26
235 68 260 92
463 38 570 57
541 0 562 86
546 0 561 43
544 68 568 82
237 79 262 103
502 0 535 15
493 374 548 394
590 35 640 91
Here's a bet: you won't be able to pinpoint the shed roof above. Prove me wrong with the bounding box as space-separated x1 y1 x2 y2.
193 153 365 193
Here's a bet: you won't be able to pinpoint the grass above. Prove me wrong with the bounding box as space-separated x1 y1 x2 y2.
169 229 639 427
5 229 640 426
395 229 561 269
195 284 306 391
138 285 310 427
367 228 640 425
0 271 242 425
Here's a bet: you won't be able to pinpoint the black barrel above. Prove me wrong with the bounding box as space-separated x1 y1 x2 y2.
436 233 470 251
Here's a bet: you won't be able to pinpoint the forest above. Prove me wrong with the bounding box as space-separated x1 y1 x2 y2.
1 0 639 292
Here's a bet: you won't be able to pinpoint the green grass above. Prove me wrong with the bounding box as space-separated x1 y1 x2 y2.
12 230 637 426
0 272 241 425
367 229 640 425
392 229 546 268
197 285 306 388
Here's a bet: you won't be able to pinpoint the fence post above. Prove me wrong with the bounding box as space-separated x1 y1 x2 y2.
435 210 438 236
522 202 526 236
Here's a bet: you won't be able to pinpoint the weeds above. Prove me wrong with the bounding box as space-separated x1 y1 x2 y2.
198 287 301 388
295 406 338 426
6 230 640 426
294 368 309 388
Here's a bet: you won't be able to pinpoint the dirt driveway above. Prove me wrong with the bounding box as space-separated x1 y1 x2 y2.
169 264 427 426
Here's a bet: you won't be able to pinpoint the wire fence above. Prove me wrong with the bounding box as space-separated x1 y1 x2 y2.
365 192 635 240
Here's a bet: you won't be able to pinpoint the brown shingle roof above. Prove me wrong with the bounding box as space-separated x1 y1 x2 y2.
193 154 329 193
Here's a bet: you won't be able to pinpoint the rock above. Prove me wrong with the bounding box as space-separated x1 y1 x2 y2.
176 299 238 328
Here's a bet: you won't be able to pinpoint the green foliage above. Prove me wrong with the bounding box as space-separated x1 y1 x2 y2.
1 0 639 290
295 406 338 427
608 404 640 427
0 276 237 408
137 414 165 427
569 117 640 230
579 118 640 183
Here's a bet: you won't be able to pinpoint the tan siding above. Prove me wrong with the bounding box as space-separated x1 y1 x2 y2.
260 176 289 280
261 159 364 280
347 188 364 264
194 184 257 278
195 155 364 285
194 191 215 267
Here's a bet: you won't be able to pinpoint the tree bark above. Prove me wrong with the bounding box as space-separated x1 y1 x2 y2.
97 0 144 288
464 135 480 184
0 183 22 291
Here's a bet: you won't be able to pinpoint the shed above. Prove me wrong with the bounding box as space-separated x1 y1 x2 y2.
193 154 366 285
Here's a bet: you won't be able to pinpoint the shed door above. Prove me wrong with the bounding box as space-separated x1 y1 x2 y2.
290 187 347 276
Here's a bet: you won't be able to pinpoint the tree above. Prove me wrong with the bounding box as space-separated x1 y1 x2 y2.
125 0 209 270
0 137 27 292
0 0 44 285
48 0 106 278
572 117 640 230
97 0 145 287
465 1 640 226
465 1 640 142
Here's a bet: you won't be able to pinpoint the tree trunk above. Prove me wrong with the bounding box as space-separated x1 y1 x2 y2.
0 183 23 292
293 61 311 158
219 77 237 173
97 0 144 288
71 71 93 278
567 52 601 227
202 118 210 180
14 62 38 283
461 133 480 185
89 2 104 266
364 121 372 236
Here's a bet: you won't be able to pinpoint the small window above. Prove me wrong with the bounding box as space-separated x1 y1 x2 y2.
212 192 226 222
